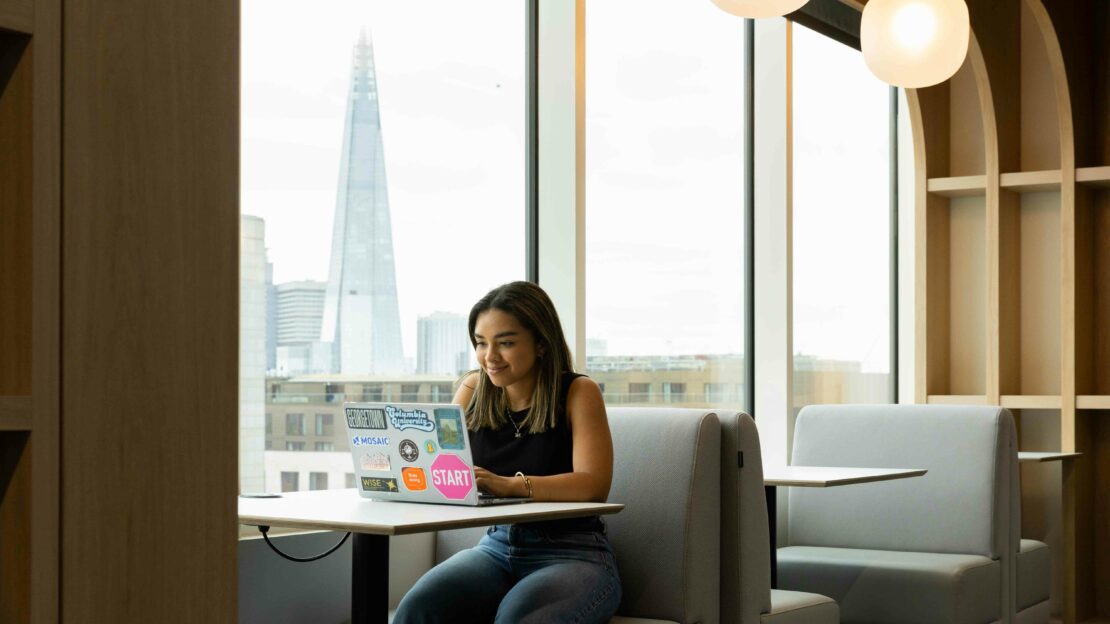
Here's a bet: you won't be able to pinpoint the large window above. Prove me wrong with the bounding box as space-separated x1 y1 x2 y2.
584 0 748 409
240 0 525 494
791 24 893 409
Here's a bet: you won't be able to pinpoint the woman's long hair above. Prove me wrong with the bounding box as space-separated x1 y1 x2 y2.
464 281 574 433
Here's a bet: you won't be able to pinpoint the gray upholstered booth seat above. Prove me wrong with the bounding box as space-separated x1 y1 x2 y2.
764 589 841 624
781 404 1026 624
1016 539 1049 613
720 412 837 624
434 407 722 624
777 545 1001 624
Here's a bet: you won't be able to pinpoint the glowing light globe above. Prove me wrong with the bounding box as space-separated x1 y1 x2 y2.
861 0 970 88
710 0 810 19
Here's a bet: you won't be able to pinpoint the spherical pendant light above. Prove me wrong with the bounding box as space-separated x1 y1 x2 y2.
710 0 810 19
861 0 970 88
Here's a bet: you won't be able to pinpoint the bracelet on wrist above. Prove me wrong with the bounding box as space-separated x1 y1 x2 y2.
514 471 533 498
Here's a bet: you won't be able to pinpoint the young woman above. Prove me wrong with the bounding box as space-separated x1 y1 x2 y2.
393 281 621 624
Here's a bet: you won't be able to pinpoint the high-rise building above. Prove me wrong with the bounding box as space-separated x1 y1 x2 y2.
320 29 404 375
265 261 276 373
417 312 472 376
240 215 268 494
274 281 330 376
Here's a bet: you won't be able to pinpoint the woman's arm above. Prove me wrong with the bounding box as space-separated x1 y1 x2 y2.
475 376 614 502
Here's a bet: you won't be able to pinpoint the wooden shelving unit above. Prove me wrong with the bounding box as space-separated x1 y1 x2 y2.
0 24 35 623
909 0 1109 621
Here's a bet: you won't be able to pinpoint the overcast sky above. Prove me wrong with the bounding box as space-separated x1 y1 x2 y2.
242 0 892 372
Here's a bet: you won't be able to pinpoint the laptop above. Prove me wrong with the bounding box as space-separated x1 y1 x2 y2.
343 401 531 506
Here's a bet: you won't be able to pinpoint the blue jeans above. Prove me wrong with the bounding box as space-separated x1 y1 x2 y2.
393 524 622 624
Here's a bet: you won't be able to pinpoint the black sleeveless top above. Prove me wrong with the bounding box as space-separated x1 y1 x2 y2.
470 372 603 532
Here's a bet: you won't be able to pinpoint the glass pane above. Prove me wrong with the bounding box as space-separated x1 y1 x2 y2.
240 0 524 494
791 24 892 408
585 0 747 408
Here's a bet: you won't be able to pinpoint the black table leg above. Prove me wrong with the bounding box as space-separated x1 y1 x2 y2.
351 533 389 624
765 485 777 589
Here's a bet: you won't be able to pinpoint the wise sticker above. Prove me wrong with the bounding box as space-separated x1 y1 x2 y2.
385 405 435 432
351 435 389 447
360 451 390 472
435 409 466 450
423 439 437 455
402 467 428 491
361 476 399 493
346 407 387 430
399 439 419 462
430 454 474 500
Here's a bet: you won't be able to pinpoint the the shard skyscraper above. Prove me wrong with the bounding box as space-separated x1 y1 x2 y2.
320 29 405 375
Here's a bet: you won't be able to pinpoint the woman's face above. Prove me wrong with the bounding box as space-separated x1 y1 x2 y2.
473 308 541 390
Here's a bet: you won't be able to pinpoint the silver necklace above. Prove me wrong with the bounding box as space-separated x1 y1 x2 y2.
506 409 525 439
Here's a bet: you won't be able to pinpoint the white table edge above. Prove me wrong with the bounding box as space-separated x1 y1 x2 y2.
763 467 929 488
1017 451 1082 463
238 500 625 536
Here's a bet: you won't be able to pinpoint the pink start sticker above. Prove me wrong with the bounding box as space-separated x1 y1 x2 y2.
430 454 474 500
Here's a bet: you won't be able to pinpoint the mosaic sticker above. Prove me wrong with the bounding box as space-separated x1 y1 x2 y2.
434 408 466 450
401 467 428 491
430 454 474 500
361 476 399 493
351 435 390 448
385 405 435 432
360 451 390 472
346 407 387 430
398 439 419 463
423 439 437 455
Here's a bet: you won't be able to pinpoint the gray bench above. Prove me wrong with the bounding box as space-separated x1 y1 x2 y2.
776 404 1049 624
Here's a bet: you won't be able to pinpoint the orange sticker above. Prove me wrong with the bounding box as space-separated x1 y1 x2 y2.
402 467 427 491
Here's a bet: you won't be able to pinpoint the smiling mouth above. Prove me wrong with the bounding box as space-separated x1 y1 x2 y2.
487 366 506 375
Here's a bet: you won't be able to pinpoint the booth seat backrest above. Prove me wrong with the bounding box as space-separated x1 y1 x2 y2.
788 404 1017 559
720 411 772 624
436 407 721 624
607 407 721 624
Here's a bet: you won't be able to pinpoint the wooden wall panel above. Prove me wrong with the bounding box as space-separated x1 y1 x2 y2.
0 433 30 623
1097 194 1110 395
949 60 986 176
60 0 239 620
1019 192 1062 394
948 198 987 394
0 34 32 397
1019 0 1061 171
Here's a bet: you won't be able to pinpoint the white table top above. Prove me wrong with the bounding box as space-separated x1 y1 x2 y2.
1018 451 1082 463
239 489 624 535
763 466 928 487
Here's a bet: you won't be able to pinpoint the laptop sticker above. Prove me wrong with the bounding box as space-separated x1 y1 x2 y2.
435 409 466 450
351 435 390 447
430 454 474 500
346 407 387 430
423 439 437 455
360 451 391 472
398 439 419 462
385 405 435 432
402 467 428 491
361 476 399 493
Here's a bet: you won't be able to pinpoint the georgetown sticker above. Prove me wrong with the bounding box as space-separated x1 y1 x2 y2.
361 476 399 493
351 435 390 447
435 408 466 450
398 439 419 463
360 451 390 472
385 405 436 432
346 407 387 430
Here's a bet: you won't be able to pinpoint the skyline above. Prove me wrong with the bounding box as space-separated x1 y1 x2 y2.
242 0 894 373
